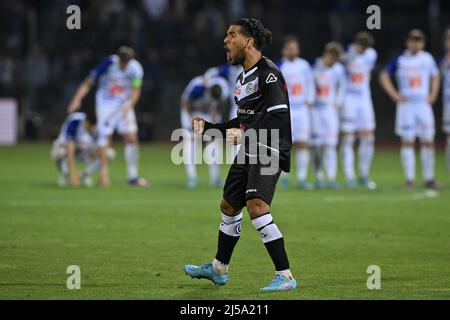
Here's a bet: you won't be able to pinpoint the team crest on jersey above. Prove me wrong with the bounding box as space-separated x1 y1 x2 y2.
245 82 254 94
266 73 277 83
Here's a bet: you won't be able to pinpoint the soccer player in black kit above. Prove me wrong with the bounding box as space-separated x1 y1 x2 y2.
184 18 296 291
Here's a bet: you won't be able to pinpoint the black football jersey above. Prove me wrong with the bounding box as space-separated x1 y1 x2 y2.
233 56 292 172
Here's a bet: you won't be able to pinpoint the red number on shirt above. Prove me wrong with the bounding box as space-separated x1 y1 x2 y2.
408 76 422 88
291 83 303 96
351 73 364 84
316 85 330 97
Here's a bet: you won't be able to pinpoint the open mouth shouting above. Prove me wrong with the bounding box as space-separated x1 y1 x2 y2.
224 45 231 62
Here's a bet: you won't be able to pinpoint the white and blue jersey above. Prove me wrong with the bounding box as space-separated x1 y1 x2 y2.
344 45 377 97
180 75 229 129
276 57 315 142
312 58 346 108
384 50 439 104
91 55 144 109
52 112 96 158
204 63 242 119
341 46 377 132
385 50 438 140
276 57 315 108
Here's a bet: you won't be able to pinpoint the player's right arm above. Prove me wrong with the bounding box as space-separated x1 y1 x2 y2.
68 56 114 113
379 55 406 103
66 141 80 187
67 76 94 113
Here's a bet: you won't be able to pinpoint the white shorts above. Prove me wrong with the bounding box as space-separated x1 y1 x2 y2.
311 106 339 146
96 104 138 146
443 102 450 134
395 102 435 141
290 106 311 143
341 94 375 132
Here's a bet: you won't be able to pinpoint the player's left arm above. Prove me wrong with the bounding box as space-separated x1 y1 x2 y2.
64 119 82 187
428 56 440 105
123 64 143 114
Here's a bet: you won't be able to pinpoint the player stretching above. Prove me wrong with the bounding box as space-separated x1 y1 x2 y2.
277 36 315 189
341 32 377 189
311 42 346 189
379 30 441 189
51 112 114 187
184 18 296 291
180 75 229 188
67 46 147 187
440 29 450 175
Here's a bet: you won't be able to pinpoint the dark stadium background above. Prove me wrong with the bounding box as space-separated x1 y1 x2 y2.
1 0 449 142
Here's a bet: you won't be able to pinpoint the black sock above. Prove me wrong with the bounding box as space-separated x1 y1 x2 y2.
264 238 290 271
252 213 290 271
215 211 242 264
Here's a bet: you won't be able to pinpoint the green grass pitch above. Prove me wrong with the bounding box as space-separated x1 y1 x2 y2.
0 143 449 299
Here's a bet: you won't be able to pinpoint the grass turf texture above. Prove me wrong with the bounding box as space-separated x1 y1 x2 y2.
0 143 449 299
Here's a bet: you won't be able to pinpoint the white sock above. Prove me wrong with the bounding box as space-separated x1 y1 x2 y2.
125 144 139 180
312 146 324 181
58 159 68 176
212 258 228 275
401 146 415 182
83 158 101 176
296 148 309 181
341 135 355 181
275 269 294 280
325 145 337 181
446 136 450 173
208 163 220 184
359 135 375 178
420 145 435 182
184 139 197 180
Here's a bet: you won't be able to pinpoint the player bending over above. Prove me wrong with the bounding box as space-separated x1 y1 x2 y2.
183 18 296 291
341 32 377 189
277 36 315 190
67 46 147 187
204 63 243 161
379 30 441 189
51 112 115 187
180 75 229 188
311 42 346 189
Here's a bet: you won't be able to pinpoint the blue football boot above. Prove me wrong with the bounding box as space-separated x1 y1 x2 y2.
183 263 228 286
260 274 297 292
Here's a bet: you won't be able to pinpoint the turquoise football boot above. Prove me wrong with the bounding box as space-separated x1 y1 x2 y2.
297 180 312 190
327 180 340 190
183 263 228 286
186 178 198 189
347 179 357 189
359 176 377 190
260 274 297 292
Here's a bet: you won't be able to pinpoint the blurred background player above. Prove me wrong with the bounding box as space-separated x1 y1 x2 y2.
311 42 346 189
180 74 229 188
379 30 441 189
204 63 243 161
341 32 377 189
51 112 114 187
67 46 147 187
440 29 450 175
277 36 315 189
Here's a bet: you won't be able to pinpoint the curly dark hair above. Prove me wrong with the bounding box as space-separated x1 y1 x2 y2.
231 18 272 50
